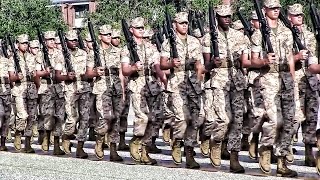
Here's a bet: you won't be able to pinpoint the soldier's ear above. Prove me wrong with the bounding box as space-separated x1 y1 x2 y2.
173 23 176 29
98 35 102 41
129 27 134 34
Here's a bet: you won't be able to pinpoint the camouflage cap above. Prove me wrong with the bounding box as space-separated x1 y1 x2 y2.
29 40 40 48
130 17 145 27
111 29 121 38
99 25 112 34
65 30 78 40
251 11 258 20
232 20 244 30
174 12 188 23
17 34 29 43
85 33 92 42
263 0 282 8
288 4 304 15
143 29 154 38
55 37 61 44
216 5 233 16
44 31 56 39
193 29 202 38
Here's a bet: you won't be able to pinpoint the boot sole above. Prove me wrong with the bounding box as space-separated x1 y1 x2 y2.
186 165 200 169
209 158 221 167
276 173 298 177
130 153 141 162
172 156 182 165
258 160 271 174
94 151 104 160
200 146 209 157
230 169 245 173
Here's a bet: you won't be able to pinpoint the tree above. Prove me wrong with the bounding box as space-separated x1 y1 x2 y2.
0 0 66 39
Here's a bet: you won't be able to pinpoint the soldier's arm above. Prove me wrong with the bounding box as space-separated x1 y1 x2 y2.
240 35 251 68
250 32 267 68
85 53 100 78
160 39 175 70
121 48 139 76
54 62 70 82
8 57 21 82
35 54 50 77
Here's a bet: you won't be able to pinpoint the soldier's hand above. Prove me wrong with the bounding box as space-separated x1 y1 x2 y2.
298 50 309 60
45 67 51 76
96 67 105 76
266 53 277 64
134 61 143 71
67 72 75 80
17 73 24 80
212 57 222 67
171 58 181 67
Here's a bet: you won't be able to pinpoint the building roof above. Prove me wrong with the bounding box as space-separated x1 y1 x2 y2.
50 0 91 4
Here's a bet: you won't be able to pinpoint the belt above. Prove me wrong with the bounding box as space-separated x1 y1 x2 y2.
105 68 119 76
173 63 195 72
219 58 241 68
262 64 290 73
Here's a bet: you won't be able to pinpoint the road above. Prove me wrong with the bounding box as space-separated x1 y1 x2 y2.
0 109 319 180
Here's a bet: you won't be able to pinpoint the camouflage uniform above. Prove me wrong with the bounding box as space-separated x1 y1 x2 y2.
251 1 296 175
121 17 161 164
9 34 38 152
161 12 204 167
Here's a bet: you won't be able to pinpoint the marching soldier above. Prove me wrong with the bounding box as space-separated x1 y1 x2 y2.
86 25 124 161
121 17 161 165
160 12 204 169
55 30 91 159
8 34 38 153
29 40 40 56
35 31 66 155
250 0 297 177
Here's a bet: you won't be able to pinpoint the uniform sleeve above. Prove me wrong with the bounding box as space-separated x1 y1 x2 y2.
35 53 43 71
202 33 211 54
250 30 262 53
86 52 95 68
191 38 204 64
121 46 130 64
149 46 160 65
7 57 15 72
160 39 170 58
305 31 318 65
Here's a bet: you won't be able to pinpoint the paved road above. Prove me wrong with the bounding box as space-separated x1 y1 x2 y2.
0 110 319 180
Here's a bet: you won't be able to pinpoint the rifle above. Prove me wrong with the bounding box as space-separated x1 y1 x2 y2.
195 11 205 36
121 19 140 64
236 7 255 38
253 0 274 53
153 27 163 52
279 10 305 51
208 3 219 59
8 35 22 73
188 10 194 35
76 29 85 50
37 27 52 69
163 21 169 39
87 18 102 67
165 6 178 59
309 1 320 62
57 28 74 73
1 36 8 58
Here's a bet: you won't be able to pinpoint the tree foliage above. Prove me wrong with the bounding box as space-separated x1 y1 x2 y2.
0 0 66 39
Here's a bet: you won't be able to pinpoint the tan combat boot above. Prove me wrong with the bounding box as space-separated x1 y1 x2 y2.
210 140 222 167
23 136 35 153
6 129 12 142
41 131 51 152
62 134 71 154
241 134 250 151
185 146 200 169
200 137 210 157
249 133 259 159
171 139 182 165
129 136 141 162
305 144 316 167
0 136 8 151
32 124 38 137
230 151 245 173
118 132 129 151
13 131 22 151
53 136 65 156
148 137 161 154
221 140 230 160
110 142 123 162
95 135 104 160
76 141 88 159
140 144 157 165
258 145 271 174
276 156 298 177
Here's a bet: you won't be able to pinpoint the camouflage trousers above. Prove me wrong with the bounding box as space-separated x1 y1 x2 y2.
293 82 318 145
12 96 38 137
38 91 64 137
259 79 295 157
9 100 15 130
161 90 175 129
0 95 11 137
89 93 97 128
119 88 130 133
150 92 164 138
168 88 202 147
242 87 251 135
204 86 244 151
63 91 90 142
95 87 123 143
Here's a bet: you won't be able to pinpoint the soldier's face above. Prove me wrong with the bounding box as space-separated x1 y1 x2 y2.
18 42 28 52
251 19 260 29
86 41 93 49
66 39 78 49
130 26 145 38
288 14 304 26
29 47 39 55
264 7 280 20
46 39 55 49
99 33 112 44
217 15 231 28
175 21 188 35
111 37 120 47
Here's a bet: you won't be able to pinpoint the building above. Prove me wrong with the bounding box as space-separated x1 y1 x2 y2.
50 0 97 29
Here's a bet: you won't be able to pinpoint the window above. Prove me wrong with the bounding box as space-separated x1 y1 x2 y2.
75 4 89 18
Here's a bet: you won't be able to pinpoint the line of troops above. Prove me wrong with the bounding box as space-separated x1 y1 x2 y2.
1 0 320 178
